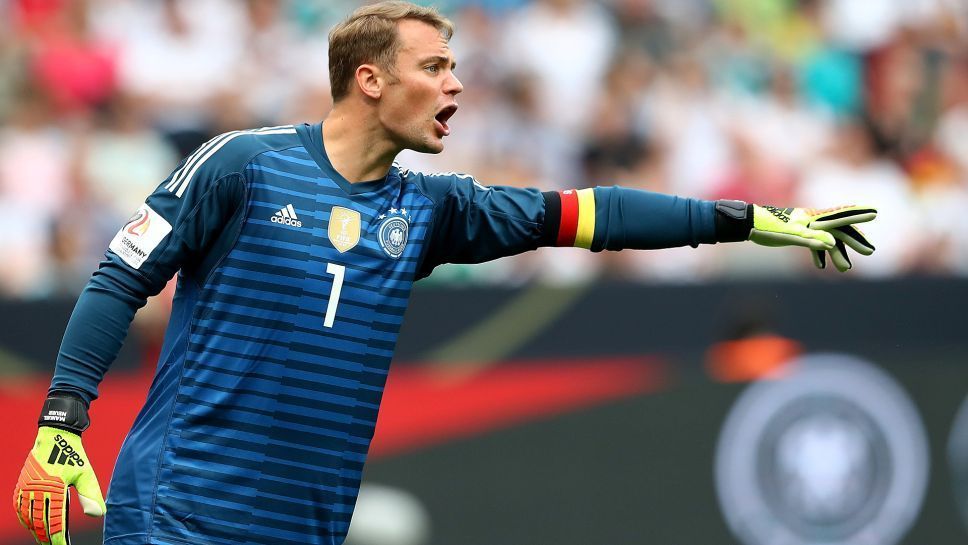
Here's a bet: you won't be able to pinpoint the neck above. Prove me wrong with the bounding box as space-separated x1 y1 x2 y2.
321 103 400 183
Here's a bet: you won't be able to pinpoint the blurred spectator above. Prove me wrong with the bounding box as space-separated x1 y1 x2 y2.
702 18 772 97
581 49 655 185
863 30 933 162
933 55 968 175
645 0 714 36
821 0 907 52
115 0 246 155
231 0 331 126
712 0 796 53
909 145 968 275
500 0 617 131
609 0 679 65
80 92 179 216
0 87 72 223
730 66 834 174
0 87 72 295
487 72 575 187
645 52 732 197
0 19 28 121
921 54 968 274
46 175 120 295
1 0 967 296
26 0 117 114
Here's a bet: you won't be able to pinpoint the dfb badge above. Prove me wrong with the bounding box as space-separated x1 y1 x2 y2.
715 354 929 545
377 207 409 259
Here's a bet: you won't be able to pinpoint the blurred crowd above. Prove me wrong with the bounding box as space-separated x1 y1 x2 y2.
0 0 967 297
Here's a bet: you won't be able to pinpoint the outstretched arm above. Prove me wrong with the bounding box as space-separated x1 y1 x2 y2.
413 175 876 277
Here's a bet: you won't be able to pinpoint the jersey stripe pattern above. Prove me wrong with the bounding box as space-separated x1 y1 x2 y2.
104 127 434 545
61 122 717 544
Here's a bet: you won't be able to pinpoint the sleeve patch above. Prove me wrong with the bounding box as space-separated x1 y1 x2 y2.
108 204 173 269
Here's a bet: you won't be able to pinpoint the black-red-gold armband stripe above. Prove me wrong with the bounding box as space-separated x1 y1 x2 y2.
553 189 596 248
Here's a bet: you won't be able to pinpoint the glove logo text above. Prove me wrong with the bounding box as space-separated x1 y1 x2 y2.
764 205 794 223
42 409 68 423
48 434 85 467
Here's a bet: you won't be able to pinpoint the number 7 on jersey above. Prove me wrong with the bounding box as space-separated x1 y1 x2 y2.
324 263 345 328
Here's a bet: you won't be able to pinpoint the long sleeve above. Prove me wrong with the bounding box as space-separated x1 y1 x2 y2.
48 134 253 404
578 186 719 251
412 172 728 279
413 173 549 278
49 256 161 404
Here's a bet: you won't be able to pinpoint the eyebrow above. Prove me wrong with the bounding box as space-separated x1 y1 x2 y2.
420 55 457 69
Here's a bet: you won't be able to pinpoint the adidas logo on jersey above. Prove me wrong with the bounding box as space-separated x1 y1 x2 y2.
47 434 85 467
271 204 303 227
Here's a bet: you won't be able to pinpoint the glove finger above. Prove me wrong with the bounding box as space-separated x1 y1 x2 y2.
22 454 68 544
15 481 30 531
750 229 835 250
808 206 878 230
44 494 56 545
74 473 106 517
49 493 68 545
832 225 875 255
801 227 836 250
30 494 48 544
812 249 826 269
26 496 38 543
830 239 852 272
16 464 44 543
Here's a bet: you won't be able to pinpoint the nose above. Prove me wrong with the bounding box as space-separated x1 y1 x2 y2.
444 71 463 96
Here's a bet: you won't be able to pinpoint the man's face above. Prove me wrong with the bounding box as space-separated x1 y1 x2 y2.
378 19 462 154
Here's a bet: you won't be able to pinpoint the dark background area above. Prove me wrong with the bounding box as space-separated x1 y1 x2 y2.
2 278 966 545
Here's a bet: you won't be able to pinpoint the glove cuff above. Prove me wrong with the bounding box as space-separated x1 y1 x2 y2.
714 200 754 243
38 394 90 434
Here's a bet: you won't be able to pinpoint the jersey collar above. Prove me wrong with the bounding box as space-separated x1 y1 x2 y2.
295 122 397 195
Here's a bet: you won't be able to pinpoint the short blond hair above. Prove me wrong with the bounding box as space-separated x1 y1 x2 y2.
328 1 454 102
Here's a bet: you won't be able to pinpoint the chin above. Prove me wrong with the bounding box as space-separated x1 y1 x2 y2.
408 138 445 154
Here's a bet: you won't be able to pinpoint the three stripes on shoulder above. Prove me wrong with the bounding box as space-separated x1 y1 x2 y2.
164 125 297 198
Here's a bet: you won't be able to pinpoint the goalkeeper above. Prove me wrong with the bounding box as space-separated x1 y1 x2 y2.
13 2 876 545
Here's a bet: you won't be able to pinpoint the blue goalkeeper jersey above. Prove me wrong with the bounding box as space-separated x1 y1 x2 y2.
49 122 721 545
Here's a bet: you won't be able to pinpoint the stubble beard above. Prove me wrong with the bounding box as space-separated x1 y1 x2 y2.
403 121 444 154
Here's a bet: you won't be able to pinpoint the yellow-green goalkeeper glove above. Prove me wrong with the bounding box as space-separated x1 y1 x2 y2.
716 201 877 272
13 396 105 545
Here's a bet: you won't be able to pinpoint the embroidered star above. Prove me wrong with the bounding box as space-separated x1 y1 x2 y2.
378 214 386 220
389 208 398 214
400 208 407 215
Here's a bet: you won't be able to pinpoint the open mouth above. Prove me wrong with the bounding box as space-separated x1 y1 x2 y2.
434 104 458 136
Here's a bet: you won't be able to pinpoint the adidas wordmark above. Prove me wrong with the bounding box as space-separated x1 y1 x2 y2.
271 204 303 227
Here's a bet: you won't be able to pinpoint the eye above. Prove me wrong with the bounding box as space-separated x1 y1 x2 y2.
425 65 439 75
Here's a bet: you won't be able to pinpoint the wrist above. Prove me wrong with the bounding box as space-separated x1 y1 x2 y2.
714 200 754 242
38 394 90 435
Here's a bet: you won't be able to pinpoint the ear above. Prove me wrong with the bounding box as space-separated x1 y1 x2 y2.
355 64 383 100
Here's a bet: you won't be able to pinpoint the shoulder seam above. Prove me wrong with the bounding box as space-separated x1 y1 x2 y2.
140 172 245 281
402 170 444 280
